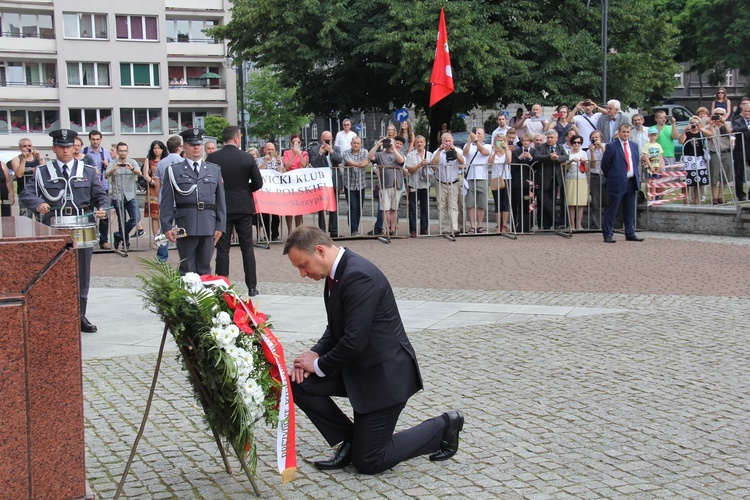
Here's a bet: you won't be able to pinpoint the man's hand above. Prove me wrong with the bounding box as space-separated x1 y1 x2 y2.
164 229 176 243
291 350 319 383
37 202 51 215
93 208 106 219
213 230 222 245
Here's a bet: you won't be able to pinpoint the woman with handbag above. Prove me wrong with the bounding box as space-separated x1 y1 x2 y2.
142 140 167 246
488 134 512 233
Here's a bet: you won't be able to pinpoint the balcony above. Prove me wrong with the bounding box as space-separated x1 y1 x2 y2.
166 0 224 11
0 32 56 55
166 37 225 58
0 83 59 103
169 85 227 103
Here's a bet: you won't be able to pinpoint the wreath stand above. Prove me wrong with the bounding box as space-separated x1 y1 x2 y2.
113 323 262 498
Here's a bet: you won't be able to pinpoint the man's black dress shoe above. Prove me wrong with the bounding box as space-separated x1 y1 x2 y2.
625 236 644 242
248 287 259 297
314 441 352 470
429 410 464 461
81 316 98 333
603 237 616 244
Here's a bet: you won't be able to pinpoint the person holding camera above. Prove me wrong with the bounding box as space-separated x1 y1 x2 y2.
547 105 578 146
587 131 608 229
533 130 569 230
431 133 465 235
368 136 406 236
462 128 490 233
572 99 606 150
309 130 343 237
653 110 680 165
10 138 44 218
105 142 142 250
515 104 548 140
706 109 732 204
258 141 283 241
679 116 713 204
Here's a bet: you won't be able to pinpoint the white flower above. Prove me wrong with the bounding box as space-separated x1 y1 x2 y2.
225 324 240 343
181 273 203 293
213 311 232 327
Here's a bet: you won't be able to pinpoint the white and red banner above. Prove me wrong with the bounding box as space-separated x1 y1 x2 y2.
429 8 454 107
254 168 337 216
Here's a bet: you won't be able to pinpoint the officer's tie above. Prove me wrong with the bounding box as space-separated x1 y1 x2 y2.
193 161 200 176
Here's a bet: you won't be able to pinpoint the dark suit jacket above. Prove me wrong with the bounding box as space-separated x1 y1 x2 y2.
312 249 422 414
596 112 628 143
206 145 263 214
731 115 750 153
533 143 568 189
601 139 640 192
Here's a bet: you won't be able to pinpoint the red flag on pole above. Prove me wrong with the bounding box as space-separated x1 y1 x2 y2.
429 8 454 107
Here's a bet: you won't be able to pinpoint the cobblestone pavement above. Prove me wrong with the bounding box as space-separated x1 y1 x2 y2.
85 232 750 498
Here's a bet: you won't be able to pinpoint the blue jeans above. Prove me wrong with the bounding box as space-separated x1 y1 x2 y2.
346 189 366 233
113 197 139 246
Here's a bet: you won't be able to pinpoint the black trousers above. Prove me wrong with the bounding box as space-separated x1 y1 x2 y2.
292 373 444 474
215 212 256 290
408 188 429 234
733 147 748 199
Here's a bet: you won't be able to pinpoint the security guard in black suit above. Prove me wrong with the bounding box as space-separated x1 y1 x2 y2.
19 129 109 333
160 128 226 275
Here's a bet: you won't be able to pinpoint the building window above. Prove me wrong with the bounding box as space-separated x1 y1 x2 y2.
311 124 318 140
674 72 684 89
723 70 734 88
67 62 110 87
121 108 162 134
120 63 160 87
63 13 107 39
0 109 59 133
115 15 158 41
380 119 386 137
69 108 113 133
0 61 57 87
1 13 54 39
360 122 367 138
168 65 220 87
168 110 209 133
165 19 217 43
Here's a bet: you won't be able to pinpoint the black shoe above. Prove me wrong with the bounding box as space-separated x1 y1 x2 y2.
625 236 644 242
603 237 616 244
314 441 352 470
81 316 97 333
248 287 258 297
132 228 144 238
367 229 384 236
429 410 464 462
113 233 123 250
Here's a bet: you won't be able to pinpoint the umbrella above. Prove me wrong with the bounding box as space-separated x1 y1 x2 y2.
198 72 222 79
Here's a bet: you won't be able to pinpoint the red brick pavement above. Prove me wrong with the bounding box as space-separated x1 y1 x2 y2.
93 232 750 297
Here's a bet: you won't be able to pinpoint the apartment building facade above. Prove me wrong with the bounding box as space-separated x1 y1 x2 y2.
0 0 237 156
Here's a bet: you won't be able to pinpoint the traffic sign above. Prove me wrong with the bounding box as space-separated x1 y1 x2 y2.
394 107 409 123
355 124 362 132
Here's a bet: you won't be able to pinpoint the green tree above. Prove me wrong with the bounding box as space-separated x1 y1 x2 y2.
210 0 680 116
672 0 750 90
243 68 313 142
204 115 231 143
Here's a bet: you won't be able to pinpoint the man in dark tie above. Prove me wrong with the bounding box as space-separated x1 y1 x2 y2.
730 103 750 201
533 130 568 229
600 123 643 243
284 226 464 474
207 126 263 296
159 128 226 275
19 129 110 332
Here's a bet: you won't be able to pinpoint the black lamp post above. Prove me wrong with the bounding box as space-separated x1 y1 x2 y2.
223 51 247 149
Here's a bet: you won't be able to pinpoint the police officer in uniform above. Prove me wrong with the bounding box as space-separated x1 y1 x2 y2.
159 128 226 275
19 129 109 333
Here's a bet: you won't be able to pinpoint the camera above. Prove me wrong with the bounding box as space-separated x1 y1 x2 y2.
711 115 722 121
529 111 537 118
471 127 476 134
382 138 392 148
445 149 457 161
553 112 563 119
324 139 331 145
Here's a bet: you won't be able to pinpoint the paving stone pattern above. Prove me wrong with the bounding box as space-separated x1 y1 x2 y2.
85 232 750 498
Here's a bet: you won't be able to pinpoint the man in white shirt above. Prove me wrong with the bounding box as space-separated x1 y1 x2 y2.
490 114 510 145
431 133 465 235
462 128 490 233
630 114 649 156
334 119 357 156
572 99 604 150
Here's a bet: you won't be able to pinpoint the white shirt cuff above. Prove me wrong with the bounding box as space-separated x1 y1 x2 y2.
313 358 325 377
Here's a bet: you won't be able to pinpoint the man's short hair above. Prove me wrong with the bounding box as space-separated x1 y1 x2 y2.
88 130 102 139
166 135 182 154
18 137 31 146
618 123 633 132
116 142 128 150
394 136 405 144
655 109 667 116
546 130 558 137
283 226 333 255
607 99 621 111
631 113 643 121
507 127 517 135
222 126 241 143
521 133 533 141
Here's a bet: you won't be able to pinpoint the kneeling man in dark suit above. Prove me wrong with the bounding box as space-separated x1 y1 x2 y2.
284 226 464 474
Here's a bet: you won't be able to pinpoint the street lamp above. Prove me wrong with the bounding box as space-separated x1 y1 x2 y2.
587 0 609 103
223 50 247 149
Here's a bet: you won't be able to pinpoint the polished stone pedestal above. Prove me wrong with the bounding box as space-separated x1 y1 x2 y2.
0 216 87 499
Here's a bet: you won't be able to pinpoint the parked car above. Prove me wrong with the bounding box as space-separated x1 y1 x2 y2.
450 131 491 148
641 104 694 126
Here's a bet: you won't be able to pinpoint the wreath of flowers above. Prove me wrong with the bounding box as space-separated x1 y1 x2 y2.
138 260 285 476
